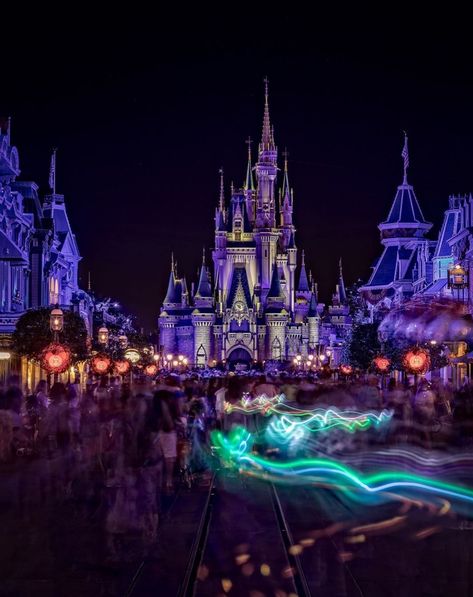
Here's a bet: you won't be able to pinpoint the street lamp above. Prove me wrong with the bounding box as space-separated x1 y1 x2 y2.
98 326 109 346
50 307 64 334
448 263 469 302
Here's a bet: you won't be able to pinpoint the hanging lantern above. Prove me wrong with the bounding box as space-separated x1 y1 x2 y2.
144 363 158 376
403 348 430 374
41 342 71 374
124 348 141 364
50 308 64 333
118 334 128 349
448 264 468 289
114 359 131 376
98 326 109 346
340 364 353 375
91 353 112 375
373 356 390 373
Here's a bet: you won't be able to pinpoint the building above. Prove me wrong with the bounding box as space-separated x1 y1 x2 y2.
158 85 349 368
361 134 473 316
0 118 92 381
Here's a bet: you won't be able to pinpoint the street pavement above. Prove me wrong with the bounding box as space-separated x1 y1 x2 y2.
1 460 473 596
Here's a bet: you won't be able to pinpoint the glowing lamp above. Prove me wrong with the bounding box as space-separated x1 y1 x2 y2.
373 356 390 373
98 326 109 346
403 348 430 374
340 364 353 375
183 358 188 365
0 352 11 360
178 355 184 362
144 363 158 376
124 348 141 364
172 360 178 367
50 307 64 333
114 359 131 375
166 354 173 362
91 354 112 375
319 354 327 362
448 264 468 289
41 343 71 374
308 355 314 361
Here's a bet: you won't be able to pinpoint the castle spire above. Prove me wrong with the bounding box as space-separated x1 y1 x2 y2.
244 136 254 191
281 148 290 199
164 254 178 304
338 257 347 304
49 147 57 194
219 167 225 211
401 131 409 185
261 77 272 149
298 250 310 292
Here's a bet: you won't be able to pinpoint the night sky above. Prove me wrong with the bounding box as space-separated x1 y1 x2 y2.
2 19 473 330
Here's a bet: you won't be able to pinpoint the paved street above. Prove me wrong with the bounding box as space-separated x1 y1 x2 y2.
2 459 472 597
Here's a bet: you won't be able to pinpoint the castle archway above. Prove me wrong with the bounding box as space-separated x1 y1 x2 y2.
226 346 252 371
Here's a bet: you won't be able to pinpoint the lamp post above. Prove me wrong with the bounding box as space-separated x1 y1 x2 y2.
50 307 64 341
49 307 64 383
98 326 109 347
448 263 468 303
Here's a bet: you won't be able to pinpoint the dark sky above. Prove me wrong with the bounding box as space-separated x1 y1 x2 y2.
2 17 473 330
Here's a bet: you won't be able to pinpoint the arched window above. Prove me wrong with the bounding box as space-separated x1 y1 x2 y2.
196 344 207 367
272 337 282 360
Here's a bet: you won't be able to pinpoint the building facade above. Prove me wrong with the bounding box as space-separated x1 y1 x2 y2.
361 135 473 316
0 118 93 368
158 86 350 368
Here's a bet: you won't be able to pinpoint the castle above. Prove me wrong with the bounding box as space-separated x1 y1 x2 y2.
158 84 351 368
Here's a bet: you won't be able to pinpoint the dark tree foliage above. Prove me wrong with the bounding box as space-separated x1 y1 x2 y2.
346 279 369 324
12 308 88 360
346 323 381 370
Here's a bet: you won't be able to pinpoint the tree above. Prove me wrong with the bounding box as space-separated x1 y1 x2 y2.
12 308 88 361
346 323 381 370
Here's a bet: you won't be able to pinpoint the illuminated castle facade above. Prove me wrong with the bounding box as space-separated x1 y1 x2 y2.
158 86 350 367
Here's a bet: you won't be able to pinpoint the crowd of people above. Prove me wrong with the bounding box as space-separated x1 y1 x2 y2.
0 371 473 559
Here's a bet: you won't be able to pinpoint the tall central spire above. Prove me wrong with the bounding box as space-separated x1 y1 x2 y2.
261 76 272 149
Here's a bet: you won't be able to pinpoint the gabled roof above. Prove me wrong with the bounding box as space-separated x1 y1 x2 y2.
435 210 460 258
366 245 399 287
226 266 252 308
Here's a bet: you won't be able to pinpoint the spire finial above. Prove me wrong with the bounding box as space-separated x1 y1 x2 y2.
282 147 289 172
171 252 175 274
230 180 234 195
244 137 255 191
7 116 11 144
339 257 343 276
87 271 91 292
302 249 305 266
202 247 206 265
49 147 57 194
219 167 225 210
401 131 409 185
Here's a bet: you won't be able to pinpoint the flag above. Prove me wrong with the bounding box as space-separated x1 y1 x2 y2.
401 133 409 174
49 149 56 192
